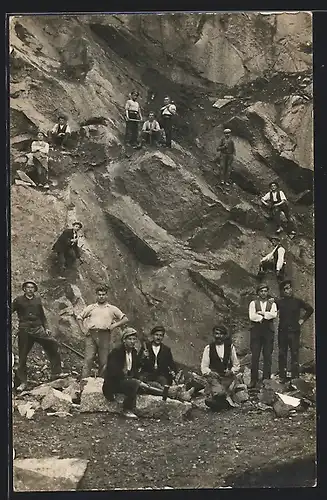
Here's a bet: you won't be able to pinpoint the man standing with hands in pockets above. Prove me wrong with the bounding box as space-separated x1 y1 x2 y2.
77 286 128 378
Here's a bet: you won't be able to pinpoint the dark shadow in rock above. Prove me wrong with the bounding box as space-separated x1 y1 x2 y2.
189 221 243 252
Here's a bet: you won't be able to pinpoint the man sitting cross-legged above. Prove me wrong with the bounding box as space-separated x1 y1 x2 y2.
201 325 247 410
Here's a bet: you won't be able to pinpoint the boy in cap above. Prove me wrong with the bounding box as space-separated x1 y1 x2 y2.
125 91 142 147
248 284 277 388
50 115 71 148
52 221 83 273
201 326 245 410
77 286 128 378
216 128 235 186
159 96 177 148
276 280 313 383
261 181 296 235
12 280 67 391
258 235 286 283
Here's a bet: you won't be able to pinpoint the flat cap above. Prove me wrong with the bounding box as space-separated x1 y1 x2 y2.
256 283 269 293
122 327 138 341
150 326 165 335
212 325 228 335
22 280 38 291
223 128 232 133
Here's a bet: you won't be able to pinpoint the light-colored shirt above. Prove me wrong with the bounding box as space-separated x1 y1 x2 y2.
125 351 133 373
51 123 71 134
125 99 140 113
31 141 49 155
249 300 278 322
77 302 126 331
261 190 287 203
142 120 160 132
161 103 177 116
152 344 161 369
201 344 240 376
261 245 285 272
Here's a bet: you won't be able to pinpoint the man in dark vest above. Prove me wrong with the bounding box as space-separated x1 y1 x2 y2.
201 326 244 410
216 128 236 186
50 115 71 147
12 280 68 392
159 96 177 148
52 221 83 273
139 326 177 387
276 280 313 383
248 284 277 388
261 181 296 235
258 236 286 283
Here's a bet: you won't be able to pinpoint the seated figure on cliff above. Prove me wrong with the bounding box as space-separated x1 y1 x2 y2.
257 235 286 283
26 131 50 189
51 221 83 274
200 326 248 411
49 115 71 148
261 181 296 236
141 112 161 146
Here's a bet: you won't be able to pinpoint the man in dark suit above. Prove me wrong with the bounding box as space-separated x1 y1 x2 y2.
52 221 83 272
102 328 164 419
139 326 177 387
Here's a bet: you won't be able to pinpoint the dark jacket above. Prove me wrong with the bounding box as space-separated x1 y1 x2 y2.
209 340 232 374
217 137 235 155
52 228 80 257
276 296 313 333
140 342 176 381
102 345 141 398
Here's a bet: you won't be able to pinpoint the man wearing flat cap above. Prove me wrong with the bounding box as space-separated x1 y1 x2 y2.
216 128 235 186
248 284 277 388
139 326 177 387
12 280 67 392
276 280 313 383
52 221 83 273
200 326 245 410
258 235 286 283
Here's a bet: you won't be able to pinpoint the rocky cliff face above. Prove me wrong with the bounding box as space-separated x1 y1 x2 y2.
9 13 314 372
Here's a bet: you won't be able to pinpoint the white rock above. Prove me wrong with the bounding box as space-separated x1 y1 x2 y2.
41 388 73 412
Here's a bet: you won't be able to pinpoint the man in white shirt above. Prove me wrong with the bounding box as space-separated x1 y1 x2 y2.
141 112 161 146
160 96 177 148
258 236 286 282
50 115 71 148
248 284 277 388
261 181 296 235
26 132 50 189
77 286 128 378
125 90 142 147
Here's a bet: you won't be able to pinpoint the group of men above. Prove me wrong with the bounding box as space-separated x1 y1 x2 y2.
125 91 177 149
12 272 313 418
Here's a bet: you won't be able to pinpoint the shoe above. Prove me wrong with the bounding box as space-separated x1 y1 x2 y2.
16 383 27 393
276 227 283 234
50 372 69 381
122 410 138 419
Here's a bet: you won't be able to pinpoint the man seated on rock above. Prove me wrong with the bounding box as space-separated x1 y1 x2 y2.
261 181 296 236
77 286 128 378
49 115 71 148
276 279 313 384
141 112 161 146
26 131 50 189
12 280 68 392
52 221 84 274
257 236 286 283
200 326 246 411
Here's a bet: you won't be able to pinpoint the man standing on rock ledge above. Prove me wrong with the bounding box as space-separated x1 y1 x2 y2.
160 96 177 148
248 284 277 389
77 286 128 378
216 128 235 186
12 280 68 392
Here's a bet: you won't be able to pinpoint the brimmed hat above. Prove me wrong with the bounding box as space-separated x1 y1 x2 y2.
72 221 83 229
122 327 138 341
150 326 165 335
212 325 228 335
280 279 292 289
256 283 269 293
223 128 231 133
22 280 38 291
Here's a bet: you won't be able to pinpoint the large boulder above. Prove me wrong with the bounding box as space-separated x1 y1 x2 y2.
135 395 192 421
41 388 73 412
13 458 89 491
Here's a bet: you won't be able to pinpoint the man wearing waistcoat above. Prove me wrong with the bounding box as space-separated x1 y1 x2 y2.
276 280 313 383
248 284 278 388
261 181 296 235
201 326 242 410
139 326 177 387
258 236 286 283
50 115 71 148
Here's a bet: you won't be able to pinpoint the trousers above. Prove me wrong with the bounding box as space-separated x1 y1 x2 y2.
103 377 141 411
82 329 112 378
16 326 62 383
161 116 173 147
250 325 274 381
26 152 49 185
258 260 286 282
270 202 296 232
278 329 301 379
220 153 233 182
139 372 169 387
141 130 161 145
125 120 139 145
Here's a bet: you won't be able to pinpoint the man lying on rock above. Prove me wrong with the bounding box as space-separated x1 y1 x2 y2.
200 326 248 410
12 280 68 392
102 328 195 419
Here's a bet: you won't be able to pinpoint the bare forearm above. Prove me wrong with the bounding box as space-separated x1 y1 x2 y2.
111 316 128 330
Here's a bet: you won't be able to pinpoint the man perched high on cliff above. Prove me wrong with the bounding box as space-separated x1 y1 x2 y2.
216 128 235 186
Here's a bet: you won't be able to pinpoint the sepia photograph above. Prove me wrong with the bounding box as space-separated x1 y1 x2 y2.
8 10 315 491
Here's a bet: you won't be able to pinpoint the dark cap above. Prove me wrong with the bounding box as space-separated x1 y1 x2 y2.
22 280 38 291
72 221 83 229
150 326 165 335
269 235 280 242
212 325 228 335
280 279 292 289
256 283 269 294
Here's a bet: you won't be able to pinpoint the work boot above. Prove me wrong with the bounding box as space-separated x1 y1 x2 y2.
122 410 138 419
